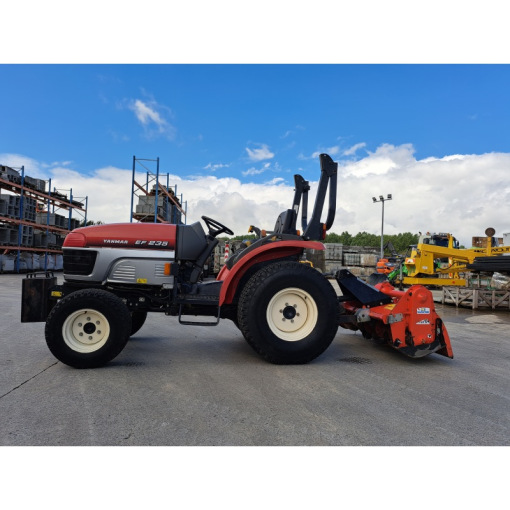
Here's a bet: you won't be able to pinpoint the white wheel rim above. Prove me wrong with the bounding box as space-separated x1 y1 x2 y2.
62 309 111 353
266 287 318 342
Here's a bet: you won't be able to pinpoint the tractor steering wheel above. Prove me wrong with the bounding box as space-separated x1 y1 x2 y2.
202 216 234 237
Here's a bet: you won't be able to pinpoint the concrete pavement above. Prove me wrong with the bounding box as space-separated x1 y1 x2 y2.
1 273 509 446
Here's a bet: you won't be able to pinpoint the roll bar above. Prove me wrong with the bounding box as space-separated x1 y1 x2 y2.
293 153 338 240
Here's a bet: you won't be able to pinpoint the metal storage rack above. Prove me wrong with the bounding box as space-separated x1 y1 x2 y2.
130 156 186 224
0 164 88 273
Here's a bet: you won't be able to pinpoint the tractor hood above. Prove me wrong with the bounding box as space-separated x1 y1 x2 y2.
63 223 177 250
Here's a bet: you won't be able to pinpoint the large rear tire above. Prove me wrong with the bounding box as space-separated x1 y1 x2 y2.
45 289 132 368
237 261 339 364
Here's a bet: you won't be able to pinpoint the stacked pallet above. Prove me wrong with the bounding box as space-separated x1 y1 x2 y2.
36 212 69 229
0 252 64 273
0 226 18 245
304 244 379 277
0 166 46 191
209 242 382 279
22 197 37 222
0 192 20 218
135 195 182 223
343 248 379 277
0 165 21 184
472 236 504 248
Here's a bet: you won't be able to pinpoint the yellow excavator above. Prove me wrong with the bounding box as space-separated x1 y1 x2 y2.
389 228 510 287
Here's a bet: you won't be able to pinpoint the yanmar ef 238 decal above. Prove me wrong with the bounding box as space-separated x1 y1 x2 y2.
135 240 170 247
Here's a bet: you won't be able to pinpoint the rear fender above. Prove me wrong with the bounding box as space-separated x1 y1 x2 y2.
218 240 324 306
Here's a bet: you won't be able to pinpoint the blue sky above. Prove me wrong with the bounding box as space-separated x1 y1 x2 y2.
2 0 510 248
2 64 510 246
2 64 510 183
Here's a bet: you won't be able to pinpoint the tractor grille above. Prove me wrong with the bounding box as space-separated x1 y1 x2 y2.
111 264 137 282
63 249 98 275
154 264 167 278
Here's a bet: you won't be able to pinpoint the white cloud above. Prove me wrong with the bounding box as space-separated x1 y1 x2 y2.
46 160 73 168
265 177 285 185
311 146 340 159
130 99 163 126
246 144 274 161
3 145 510 248
242 167 265 176
242 162 271 177
204 162 230 172
127 98 176 140
340 143 415 177
0 154 45 177
343 142 366 156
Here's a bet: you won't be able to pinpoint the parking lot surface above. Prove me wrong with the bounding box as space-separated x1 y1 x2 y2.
1 273 509 446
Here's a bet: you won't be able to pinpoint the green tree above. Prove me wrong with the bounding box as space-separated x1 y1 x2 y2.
325 231 353 244
387 232 419 253
323 230 419 254
350 231 380 247
79 220 103 227
324 232 342 243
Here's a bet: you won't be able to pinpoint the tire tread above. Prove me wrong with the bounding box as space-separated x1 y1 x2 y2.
45 289 132 368
237 261 339 364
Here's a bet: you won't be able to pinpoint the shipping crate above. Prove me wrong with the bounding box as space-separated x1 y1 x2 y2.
472 236 504 248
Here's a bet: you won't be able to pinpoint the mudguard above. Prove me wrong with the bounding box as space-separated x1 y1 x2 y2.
217 240 324 306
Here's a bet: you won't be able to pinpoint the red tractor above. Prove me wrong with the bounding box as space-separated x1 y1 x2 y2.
21 154 452 368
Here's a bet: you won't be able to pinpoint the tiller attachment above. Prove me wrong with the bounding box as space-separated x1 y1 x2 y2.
336 270 453 359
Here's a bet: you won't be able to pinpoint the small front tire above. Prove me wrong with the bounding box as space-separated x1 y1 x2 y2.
45 289 132 368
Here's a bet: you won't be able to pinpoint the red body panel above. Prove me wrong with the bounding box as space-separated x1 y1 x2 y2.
217 240 325 306
63 223 177 250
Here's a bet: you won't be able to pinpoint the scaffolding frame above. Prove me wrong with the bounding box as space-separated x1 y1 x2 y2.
130 156 187 224
0 164 88 272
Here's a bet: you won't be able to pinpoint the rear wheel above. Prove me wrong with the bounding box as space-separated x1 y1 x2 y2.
237 261 339 364
45 289 132 368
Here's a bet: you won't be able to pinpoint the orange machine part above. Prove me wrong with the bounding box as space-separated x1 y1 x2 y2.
342 282 453 359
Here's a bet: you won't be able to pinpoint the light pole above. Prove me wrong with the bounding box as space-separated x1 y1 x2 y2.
372 194 392 259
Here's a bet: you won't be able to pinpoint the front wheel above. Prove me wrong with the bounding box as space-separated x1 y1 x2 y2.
130 311 147 336
45 289 132 368
237 261 339 364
